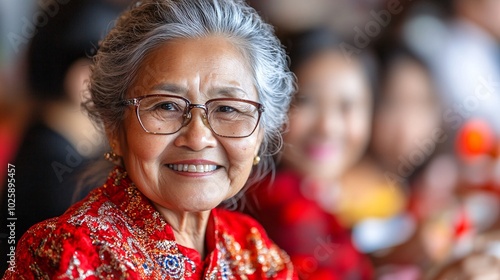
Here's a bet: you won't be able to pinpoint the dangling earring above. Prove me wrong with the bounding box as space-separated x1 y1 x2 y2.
104 151 119 162
104 143 120 164
253 155 261 166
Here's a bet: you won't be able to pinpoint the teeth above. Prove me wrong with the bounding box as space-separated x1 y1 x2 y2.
168 164 217 173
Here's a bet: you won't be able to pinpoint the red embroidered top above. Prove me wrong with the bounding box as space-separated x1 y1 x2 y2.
245 171 374 280
3 167 296 279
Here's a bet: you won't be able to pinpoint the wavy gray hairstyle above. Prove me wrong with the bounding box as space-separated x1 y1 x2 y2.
85 0 295 195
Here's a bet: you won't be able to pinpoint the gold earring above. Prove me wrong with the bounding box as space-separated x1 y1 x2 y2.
104 143 120 163
104 151 119 163
253 155 261 166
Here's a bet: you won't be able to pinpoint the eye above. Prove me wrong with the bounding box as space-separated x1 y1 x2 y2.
216 105 237 113
210 101 257 120
157 102 180 111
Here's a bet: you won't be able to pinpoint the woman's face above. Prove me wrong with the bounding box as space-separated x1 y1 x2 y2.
372 58 441 169
282 51 372 180
111 36 263 212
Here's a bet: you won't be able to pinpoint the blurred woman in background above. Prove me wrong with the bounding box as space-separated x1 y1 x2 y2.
246 28 374 279
340 48 443 229
0 0 123 275
344 47 453 279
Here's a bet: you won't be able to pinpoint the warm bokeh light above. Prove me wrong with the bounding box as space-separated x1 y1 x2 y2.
456 118 495 159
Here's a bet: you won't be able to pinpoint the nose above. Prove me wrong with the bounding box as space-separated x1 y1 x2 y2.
174 106 217 151
314 107 344 137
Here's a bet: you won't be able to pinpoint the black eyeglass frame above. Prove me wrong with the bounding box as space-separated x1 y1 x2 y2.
121 94 265 138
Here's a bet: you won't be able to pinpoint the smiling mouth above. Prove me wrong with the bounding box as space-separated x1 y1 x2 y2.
167 164 218 173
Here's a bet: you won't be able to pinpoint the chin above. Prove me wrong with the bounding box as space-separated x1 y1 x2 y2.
181 204 216 213
174 195 225 213
306 165 342 181
171 204 215 213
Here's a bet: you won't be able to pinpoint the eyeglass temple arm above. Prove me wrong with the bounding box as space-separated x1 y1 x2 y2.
121 99 139 106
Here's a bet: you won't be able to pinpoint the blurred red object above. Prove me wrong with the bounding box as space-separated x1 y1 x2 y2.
454 207 472 239
0 126 17 185
456 118 495 159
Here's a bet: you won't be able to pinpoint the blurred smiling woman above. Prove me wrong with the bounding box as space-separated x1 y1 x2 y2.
246 28 374 279
3 0 296 279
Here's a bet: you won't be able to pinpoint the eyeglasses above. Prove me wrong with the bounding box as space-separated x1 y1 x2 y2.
122 94 264 138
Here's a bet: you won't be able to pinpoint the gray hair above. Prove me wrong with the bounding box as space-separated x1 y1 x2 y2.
85 0 295 190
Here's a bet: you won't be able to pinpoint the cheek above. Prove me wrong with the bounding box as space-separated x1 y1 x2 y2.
346 110 371 148
121 115 169 164
377 111 399 134
224 137 258 187
373 114 396 150
343 117 370 169
128 137 166 162
284 111 313 144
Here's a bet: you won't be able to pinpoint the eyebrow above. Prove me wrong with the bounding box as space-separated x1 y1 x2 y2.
152 83 188 94
210 87 249 99
152 83 250 99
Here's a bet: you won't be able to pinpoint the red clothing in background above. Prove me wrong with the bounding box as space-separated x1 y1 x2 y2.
4 167 296 279
245 171 374 280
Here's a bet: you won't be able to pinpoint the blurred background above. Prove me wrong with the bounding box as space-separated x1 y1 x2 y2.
2 0 500 279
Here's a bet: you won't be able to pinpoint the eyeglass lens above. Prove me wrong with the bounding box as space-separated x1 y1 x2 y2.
136 95 261 137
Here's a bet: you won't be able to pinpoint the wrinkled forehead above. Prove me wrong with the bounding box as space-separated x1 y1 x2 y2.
127 36 258 101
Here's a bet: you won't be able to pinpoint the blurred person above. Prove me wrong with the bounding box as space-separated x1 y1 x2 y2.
439 0 500 243
407 0 500 273
345 48 462 279
246 28 374 279
3 0 298 278
370 51 443 181
342 48 442 227
0 0 123 275
367 43 500 279
427 0 500 134
334 50 428 240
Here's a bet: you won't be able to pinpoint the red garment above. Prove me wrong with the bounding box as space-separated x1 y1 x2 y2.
4 167 296 279
245 171 374 280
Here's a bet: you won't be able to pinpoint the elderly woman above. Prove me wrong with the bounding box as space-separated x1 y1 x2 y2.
3 0 296 279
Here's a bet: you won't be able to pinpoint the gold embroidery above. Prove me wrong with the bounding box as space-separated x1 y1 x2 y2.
16 167 294 279
217 227 293 279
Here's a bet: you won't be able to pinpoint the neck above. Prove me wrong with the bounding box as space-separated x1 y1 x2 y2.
154 204 212 258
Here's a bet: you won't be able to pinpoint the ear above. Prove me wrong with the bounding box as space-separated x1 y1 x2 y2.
106 128 125 157
64 58 91 105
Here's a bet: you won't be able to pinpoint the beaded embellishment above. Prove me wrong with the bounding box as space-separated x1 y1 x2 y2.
7 167 295 279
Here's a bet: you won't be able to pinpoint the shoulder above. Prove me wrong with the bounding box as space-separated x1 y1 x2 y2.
214 208 297 279
5 187 131 278
16 122 73 160
4 216 96 279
